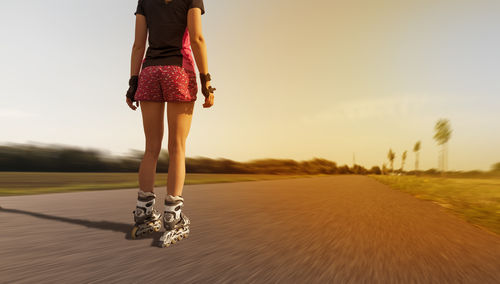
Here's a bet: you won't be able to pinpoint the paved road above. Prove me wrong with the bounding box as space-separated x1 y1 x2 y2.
1 175 499 283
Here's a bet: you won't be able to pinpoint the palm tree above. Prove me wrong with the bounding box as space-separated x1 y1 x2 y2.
401 150 407 172
387 149 395 173
433 119 452 176
413 141 421 175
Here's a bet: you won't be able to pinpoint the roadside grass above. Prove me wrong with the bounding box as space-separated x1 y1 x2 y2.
0 172 322 196
370 175 500 235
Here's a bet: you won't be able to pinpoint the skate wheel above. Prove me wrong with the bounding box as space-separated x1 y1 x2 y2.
131 227 139 239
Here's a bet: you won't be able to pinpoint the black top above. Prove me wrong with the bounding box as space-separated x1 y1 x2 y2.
134 0 205 71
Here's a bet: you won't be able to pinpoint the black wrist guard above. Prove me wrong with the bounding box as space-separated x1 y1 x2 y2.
199 73 216 98
126 75 139 102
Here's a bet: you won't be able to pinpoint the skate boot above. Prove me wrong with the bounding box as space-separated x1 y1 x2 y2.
131 190 162 239
159 194 190 248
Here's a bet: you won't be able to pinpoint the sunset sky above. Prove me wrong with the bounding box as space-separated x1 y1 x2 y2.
1 0 499 171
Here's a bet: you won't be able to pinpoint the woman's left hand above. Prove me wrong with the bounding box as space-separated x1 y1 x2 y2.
126 97 139 110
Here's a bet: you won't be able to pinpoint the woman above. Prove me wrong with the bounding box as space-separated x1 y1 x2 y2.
125 0 216 247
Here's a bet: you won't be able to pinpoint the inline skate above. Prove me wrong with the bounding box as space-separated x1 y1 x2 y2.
159 194 190 248
131 190 162 239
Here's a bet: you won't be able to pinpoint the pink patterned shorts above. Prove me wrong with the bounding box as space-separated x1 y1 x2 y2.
134 65 198 103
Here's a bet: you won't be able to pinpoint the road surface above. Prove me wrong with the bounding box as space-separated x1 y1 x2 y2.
1 175 499 283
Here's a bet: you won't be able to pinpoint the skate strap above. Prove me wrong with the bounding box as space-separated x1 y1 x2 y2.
136 199 155 215
164 200 183 220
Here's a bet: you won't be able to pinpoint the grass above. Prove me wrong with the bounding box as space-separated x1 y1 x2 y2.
0 172 322 196
370 175 500 235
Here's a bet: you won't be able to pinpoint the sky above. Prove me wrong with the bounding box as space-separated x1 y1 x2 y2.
1 0 499 171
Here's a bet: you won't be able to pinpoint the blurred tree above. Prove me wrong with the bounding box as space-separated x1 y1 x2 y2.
337 164 352 174
491 162 500 172
351 164 368 175
157 150 170 172
401 150 407 172
370 166 382 175
433 119 452 176
425 168 439 175
387 149 395 173
382 163 387 175
0 143 375 175
413 141 421 175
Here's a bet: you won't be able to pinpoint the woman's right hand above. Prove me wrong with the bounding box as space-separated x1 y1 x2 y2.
200 74 215 108
203 84 214 108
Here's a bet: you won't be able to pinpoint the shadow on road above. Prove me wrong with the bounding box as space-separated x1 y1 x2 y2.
0 206 144 240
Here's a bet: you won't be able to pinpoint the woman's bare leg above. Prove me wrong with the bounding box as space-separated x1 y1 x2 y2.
138 101 165 193
166 101 195 196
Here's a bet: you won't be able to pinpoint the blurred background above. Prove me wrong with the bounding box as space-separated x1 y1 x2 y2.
1 1 499 282
1 0 499 173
